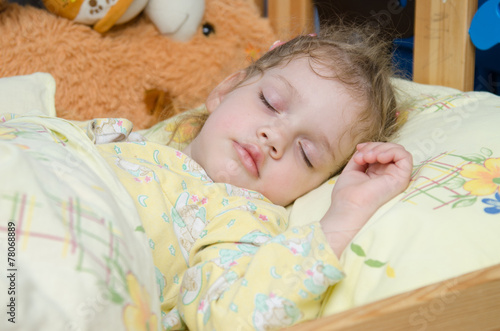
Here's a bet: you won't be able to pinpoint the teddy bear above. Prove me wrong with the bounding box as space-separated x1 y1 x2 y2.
0 0 276 129
41 0 204 39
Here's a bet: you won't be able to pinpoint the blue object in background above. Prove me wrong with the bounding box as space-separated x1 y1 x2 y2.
392 37 414 80
472 0 500 94
469 0 500 51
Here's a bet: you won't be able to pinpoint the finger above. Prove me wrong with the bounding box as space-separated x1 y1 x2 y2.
374 146 408 164
353 142 386 163
344 150 369 173
357 142 400 155
354 142 391 164
356 143 412 166
355 142 369 150
370 145 413 177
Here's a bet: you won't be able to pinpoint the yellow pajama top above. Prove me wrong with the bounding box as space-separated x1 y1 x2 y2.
97 140 343 331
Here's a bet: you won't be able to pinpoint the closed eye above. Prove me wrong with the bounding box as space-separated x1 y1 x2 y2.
259 91 278 113
299 142 313 168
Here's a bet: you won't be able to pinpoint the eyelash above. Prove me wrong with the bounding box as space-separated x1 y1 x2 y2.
259 91 278 113
299 142 314 168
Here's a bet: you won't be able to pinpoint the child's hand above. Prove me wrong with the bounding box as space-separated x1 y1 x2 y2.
334 142 413 210
320 142 412 256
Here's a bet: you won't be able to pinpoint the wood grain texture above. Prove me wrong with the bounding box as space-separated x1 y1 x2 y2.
413 0 477 91
267 0 315 40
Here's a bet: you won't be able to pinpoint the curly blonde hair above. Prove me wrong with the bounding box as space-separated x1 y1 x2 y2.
171 22 403 173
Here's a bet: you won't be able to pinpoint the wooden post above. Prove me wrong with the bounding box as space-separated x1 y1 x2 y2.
267 0 315 40
413 0 477 91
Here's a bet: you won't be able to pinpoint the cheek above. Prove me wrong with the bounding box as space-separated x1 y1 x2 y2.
273 166 327 198
265 164 305 194
211 109 250 132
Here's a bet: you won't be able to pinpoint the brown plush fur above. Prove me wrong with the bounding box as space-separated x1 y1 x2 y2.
0 0 276 129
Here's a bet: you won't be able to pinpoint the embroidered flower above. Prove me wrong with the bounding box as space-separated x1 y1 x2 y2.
123 273 157 331
198 300 207 312
259 214 268 222
460 158 500 195
482 192 500 214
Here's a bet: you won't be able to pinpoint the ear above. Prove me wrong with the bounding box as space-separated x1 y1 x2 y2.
206 70 246 113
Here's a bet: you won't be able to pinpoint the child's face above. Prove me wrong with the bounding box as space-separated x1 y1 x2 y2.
184 58 362 206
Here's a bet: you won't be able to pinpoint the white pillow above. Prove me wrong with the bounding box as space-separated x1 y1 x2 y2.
0 72 56 117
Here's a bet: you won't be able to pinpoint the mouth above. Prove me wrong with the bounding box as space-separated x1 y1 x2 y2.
232 141 261 178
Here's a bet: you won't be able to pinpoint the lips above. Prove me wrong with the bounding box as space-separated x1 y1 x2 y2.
233 141 262 177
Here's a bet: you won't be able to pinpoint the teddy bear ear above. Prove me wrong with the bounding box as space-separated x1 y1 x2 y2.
145 0 205 41
144 89 179 123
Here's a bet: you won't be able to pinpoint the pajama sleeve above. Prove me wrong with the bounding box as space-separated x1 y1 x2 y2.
174 205 344 331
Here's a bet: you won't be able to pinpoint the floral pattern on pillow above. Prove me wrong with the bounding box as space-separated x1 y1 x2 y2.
403 148 500 215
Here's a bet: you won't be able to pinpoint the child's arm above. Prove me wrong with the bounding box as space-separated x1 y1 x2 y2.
320 142 413 256
177 212 343 330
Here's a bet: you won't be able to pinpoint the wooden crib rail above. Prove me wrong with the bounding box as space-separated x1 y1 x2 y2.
267 0 315 39
413 0 477 91
254 0 315 39
284 263 500 331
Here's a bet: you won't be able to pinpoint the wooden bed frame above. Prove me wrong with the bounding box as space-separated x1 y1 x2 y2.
255 1 500 330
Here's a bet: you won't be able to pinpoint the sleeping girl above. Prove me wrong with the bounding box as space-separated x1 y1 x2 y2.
96 23 412 330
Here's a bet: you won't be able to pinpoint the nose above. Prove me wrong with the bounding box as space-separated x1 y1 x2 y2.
257 125 288 159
